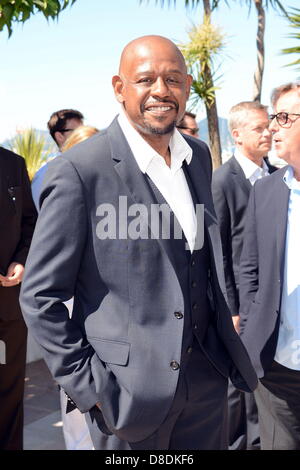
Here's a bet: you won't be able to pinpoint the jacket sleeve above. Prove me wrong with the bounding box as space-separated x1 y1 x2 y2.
212 174 239 316
20 157 104 412
12 158 37 266
238 185 259 335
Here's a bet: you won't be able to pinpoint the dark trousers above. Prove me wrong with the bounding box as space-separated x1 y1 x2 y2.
227 382 260 450
255 361 300 450
85 342 228 450
0 316 27 450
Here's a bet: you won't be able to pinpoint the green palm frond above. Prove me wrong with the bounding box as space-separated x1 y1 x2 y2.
281 7 300 69
180 16 225 67
9 128 55 180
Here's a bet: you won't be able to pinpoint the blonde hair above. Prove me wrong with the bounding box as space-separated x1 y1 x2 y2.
271 82 300 107
228 101 268 134
61 125 99 152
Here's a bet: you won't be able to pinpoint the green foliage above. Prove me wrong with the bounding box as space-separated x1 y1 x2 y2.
179 17 225 108
281 7 300 69
139 1 224 10
0 0 77 37
180 16 225 68
9 128 55 180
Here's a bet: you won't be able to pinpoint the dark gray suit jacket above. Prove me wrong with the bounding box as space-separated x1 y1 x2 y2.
20 119 257 443
0 147 37 321
239 167 289 378
212 156 277 315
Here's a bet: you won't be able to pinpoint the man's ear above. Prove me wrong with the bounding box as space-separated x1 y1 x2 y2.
54 131 64 149
186 74 193 99
232 128 242 145
112 75 125 104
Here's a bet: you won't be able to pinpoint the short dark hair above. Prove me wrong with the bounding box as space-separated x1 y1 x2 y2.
183 111 196 119
177 111 196 128
47 109 84 144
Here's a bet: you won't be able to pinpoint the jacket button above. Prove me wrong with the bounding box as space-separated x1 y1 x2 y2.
174 311 183 319
192 303 198 310
170 360 180 370
191 260 196 267
191 281 197 288
187 347 193 354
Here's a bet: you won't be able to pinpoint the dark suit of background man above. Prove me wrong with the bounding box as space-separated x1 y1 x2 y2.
20 35 257 450
212 101 277 450
0 147 37 449
239 83 300 450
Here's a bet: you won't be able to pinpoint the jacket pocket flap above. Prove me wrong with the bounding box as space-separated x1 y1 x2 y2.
88 337 130 366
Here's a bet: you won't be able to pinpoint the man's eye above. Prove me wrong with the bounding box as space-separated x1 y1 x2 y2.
138 78 152 83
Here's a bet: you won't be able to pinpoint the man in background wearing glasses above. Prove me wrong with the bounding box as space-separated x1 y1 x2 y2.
177 111 199 138
239 82 300 450
31 109 83 209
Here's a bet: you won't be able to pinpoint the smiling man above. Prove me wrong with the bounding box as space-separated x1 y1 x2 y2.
239 83 300 449
20 35 256 450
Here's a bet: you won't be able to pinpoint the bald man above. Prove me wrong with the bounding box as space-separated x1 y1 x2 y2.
20 35 256 450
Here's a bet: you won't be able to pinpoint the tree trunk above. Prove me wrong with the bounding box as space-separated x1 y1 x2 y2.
202 0 222 169
203 0 211 16
253 0 265 102
204 66 222 170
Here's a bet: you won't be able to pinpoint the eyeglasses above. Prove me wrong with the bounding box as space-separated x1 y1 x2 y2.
57 128 75 133
177 126 199 136
268 112 300 128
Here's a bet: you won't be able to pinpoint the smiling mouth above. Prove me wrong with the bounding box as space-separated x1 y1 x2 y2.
144 105 175 113
142 100 178 114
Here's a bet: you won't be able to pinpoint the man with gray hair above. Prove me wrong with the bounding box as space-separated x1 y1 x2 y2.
212 101 276 449
239 83 300 449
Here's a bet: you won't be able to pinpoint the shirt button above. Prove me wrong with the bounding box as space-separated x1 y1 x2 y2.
187 347 193 354
174 311 183 319
191 281 197 288
170 361 180 370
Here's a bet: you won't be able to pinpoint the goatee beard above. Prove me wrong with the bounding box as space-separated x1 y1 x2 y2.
143 120 176 135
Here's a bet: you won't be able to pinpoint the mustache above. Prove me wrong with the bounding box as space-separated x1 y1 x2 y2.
141 98 179 112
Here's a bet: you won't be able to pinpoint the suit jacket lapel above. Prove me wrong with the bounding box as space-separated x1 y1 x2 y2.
106 118 177 269
185 152 228 297
276 176 290 278
230 156 252 197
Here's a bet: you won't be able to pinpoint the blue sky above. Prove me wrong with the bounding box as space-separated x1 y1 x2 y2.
1 0 299 142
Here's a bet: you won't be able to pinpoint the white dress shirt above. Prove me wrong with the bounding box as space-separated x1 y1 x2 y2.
235 149 270 185
275 166 300 370
118 110 197 252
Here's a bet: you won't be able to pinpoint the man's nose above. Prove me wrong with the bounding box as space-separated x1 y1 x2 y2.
151 77 170 97
263 126 272 137
268 117 278 133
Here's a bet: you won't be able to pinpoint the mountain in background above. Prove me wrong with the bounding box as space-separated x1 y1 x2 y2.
1 119 233 156
198 117 233 153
